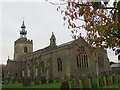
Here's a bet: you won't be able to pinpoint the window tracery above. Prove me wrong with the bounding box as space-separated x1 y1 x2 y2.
76 46 89 68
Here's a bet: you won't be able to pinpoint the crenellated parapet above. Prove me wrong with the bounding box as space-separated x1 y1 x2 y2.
14 38 33 45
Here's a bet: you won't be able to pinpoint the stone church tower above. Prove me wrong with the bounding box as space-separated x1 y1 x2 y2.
14 21 33 59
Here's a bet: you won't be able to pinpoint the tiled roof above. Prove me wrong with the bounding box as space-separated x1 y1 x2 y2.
8 59 21 62
111 63 120 68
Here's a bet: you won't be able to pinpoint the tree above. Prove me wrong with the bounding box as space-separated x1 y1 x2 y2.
47 0 120 60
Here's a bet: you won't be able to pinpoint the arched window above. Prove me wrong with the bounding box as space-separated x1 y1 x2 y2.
98 54 104 67
7 70 8 74
57 58 62 71
27 62 30 77
76 46 89 68
28 67 30 77
35 67 38 76
35 62 38 77
24 46 28 53
22 70 24 77
16 73 18 77
41 61 45 73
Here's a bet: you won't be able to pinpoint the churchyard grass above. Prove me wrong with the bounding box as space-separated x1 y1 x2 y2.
2 80 120 88
2 81 61 88
103 84 119 88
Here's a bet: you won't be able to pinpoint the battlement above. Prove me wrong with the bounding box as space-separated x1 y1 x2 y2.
14 38 33 45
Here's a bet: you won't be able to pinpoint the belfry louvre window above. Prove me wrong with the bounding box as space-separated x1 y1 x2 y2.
76 46 89 68
57 58 62 71
24 46 28 53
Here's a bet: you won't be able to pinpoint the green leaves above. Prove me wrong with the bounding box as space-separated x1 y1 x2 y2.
112 10 117 21
112 1 120 23
92 2 101 10
117 1 120 11
117 1 120 23
79 6 84 16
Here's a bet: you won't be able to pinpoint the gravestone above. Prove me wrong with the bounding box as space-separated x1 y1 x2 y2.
109 71 112 76
48 78 54 83
71 80 80 89
55 77 59 82
103 72 107 76
5 79 8 84
82 78 89 88
34 77 40 85
116 70 120 75
91 77 97 88
11 78 15 84
6 78 10 83
112 75 118 84
118 75 120 83
70 74 74 80
60 81 69 90
22 77 31 86
17 77 22 83
103 72 111 86
99 76 105 87
118 70 120 75
5 80 9 84
41 77 46 84
113 70 118 75
105 75 111 86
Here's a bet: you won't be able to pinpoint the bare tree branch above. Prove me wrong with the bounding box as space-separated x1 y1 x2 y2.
75 3 117 9
47 0 67 5
78 18 85 22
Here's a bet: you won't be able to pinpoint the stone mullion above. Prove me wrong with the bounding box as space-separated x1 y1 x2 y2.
76 55 79 68
85 54 88 68
81 56 83 67
84 54 86 67
83 54 85 67
86 55 88 67
79 55 81 68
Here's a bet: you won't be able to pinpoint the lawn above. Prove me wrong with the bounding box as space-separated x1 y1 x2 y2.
2 81 120 88
2 81 62 88
102 84 120 88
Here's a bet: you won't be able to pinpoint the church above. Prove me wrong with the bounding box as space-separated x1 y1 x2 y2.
4 21 110 80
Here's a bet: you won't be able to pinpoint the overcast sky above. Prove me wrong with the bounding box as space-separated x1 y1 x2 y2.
0 1 118 64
